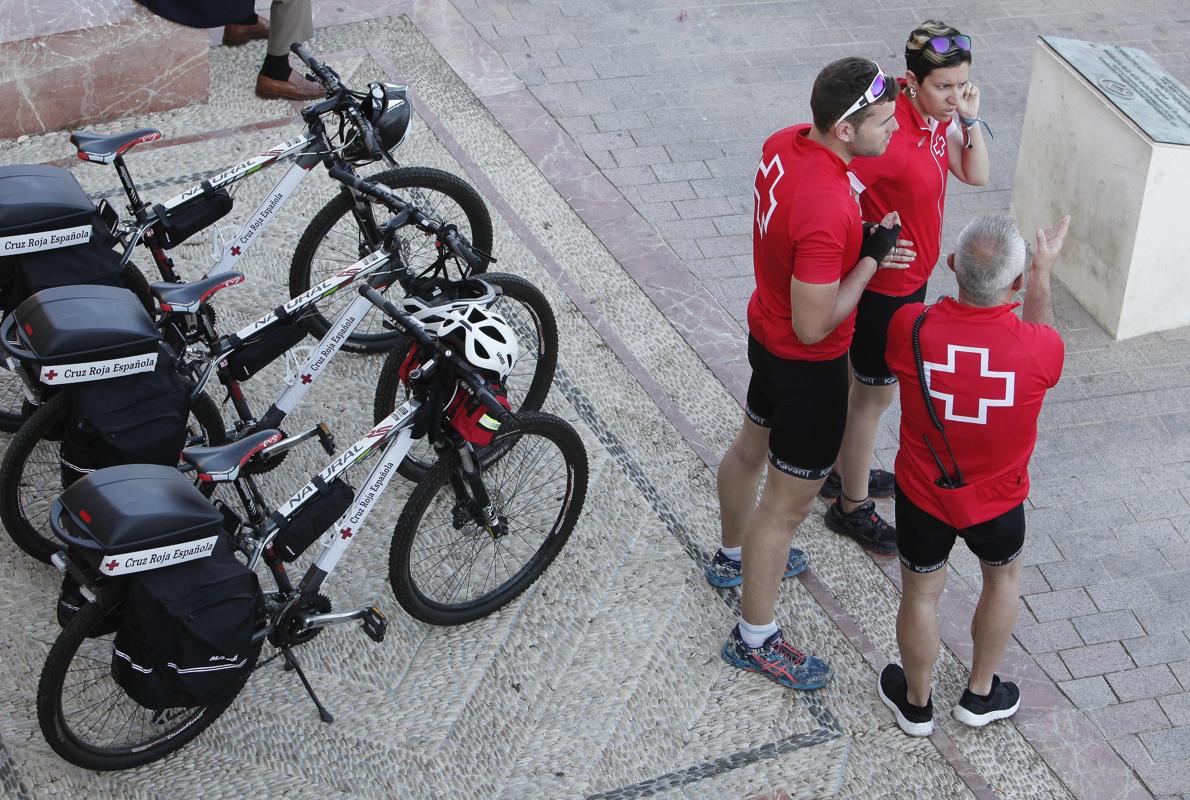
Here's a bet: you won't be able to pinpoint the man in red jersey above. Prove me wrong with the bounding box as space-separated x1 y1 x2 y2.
823 21 992 552
708 57 907 690
876 211 1070 737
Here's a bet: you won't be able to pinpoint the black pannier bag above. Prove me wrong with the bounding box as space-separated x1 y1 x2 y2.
59 354 189 486
150 189 233 250
0 166 134 311
221 315 310 382
272 478 354 562
112 538 263 709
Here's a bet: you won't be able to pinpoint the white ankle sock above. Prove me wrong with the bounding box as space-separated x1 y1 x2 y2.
719 546 742 562
738 618 778 648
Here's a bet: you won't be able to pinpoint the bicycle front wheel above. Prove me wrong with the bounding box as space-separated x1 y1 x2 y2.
0 360 30 433
372 272 559 481
38 586 246 770
289 166 493 353
0 391 226 563
389 411 588 625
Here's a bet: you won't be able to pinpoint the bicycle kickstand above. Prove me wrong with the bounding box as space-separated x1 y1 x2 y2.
282 648 334 724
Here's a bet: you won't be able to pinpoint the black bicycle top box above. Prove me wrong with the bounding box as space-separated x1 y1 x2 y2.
7 285 159 363
0 165 95 254
54 464 225 560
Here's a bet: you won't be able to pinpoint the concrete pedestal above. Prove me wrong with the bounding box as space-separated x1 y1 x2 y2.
0 0 209 141
1012 39 1190 340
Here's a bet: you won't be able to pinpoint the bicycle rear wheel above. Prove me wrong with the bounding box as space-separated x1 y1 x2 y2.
372 272 558 481
0 390 226 563
289 166 493 353
388 411 587 625
38 585 246 770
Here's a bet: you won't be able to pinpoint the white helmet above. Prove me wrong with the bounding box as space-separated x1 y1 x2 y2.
434 304 519 381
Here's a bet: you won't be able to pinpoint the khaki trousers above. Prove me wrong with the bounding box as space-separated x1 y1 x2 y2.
266 0 315 56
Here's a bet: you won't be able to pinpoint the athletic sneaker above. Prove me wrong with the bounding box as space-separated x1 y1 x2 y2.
953 675 1020 727
721 625 833 690
819 469 896 499
824 499 896 553
704 548 810 588
877 663 934 737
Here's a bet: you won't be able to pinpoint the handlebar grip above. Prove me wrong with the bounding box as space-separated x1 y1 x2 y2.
358 285 434 347
472 384 512 423
442 229 486 272
290 43 337 91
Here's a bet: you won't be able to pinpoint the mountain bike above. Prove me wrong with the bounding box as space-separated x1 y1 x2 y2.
0 44 491 431
0 166 556 564
36 284 587 770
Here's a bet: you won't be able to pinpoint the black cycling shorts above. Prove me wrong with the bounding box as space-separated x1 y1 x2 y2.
894 484 1026 574
850 284 928 386
745 335 848 480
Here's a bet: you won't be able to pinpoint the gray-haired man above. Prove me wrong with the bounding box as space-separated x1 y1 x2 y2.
877 211 1070 736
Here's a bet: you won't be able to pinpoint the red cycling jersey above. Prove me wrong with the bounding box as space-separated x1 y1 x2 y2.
886 298 1064 528
849 88 952 297
747 124 863 361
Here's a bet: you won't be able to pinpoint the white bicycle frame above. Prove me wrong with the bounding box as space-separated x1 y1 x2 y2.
149 132 328 279
248 401 420 592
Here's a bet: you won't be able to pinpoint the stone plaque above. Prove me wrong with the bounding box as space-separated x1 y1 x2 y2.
1043 36 1190 146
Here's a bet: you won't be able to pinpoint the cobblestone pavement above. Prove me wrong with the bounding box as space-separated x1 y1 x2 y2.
439 0 1190 796
0 0 1184 797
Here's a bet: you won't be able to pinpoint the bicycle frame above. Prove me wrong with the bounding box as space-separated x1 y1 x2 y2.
249 400 421 598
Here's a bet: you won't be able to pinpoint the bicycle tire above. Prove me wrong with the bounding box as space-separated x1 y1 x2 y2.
38 585 247 770
0 391 226 564
388 411 587 625
289 166 493 354
372 272 559 481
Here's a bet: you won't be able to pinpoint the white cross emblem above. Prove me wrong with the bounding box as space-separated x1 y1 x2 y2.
923 344 1016 425
754 154 784 238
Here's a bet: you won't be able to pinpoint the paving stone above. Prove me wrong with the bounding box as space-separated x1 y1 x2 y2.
1015 619 1084 654
1160 694 1190 726
1040 558 1114 591
1171 660 1190 690
1141 726 1190 764
1136 601 1190 635
1024 588 1099 622
1091 699 1170 736
1136 758 1190 796
1124 633 1190 668
1061 642 1136 679
1148 570 1190 604
1107 665 1183 702
1088 579 1161 613
1072 610 1146 646
1035 652 1074 683
1059 676 1118 708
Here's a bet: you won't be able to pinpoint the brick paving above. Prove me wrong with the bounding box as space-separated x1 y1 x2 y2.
450 0 1190 794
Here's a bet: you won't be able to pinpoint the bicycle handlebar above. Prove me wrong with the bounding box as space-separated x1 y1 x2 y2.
357 285 509 421
291 43 339 94
326 166 488 272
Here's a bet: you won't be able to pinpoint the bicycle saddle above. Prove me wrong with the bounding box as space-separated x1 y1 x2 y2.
182 429 283 483
151 272 246 313
71 127 162 164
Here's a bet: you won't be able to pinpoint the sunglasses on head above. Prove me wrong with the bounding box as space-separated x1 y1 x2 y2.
833 63 889 129
926 34 972 54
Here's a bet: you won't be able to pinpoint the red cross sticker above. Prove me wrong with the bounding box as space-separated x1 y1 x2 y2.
230 246 241 256
339 527 353 540
301 374 312 385
754 154 784 238
44 369 57 381
923 345 1015 425
105 559 119 572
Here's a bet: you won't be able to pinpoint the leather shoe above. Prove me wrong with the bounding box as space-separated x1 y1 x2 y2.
255 70 324 101
223 15 269 46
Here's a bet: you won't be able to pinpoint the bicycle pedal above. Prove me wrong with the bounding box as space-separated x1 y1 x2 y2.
361 606 387 643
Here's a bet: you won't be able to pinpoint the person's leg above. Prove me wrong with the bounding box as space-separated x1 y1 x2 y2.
267 0 314 57
836 380 897 511
255 0 320 99
740 467 823 624
718 418 769 551
896 564 948 706
969 558 1023 695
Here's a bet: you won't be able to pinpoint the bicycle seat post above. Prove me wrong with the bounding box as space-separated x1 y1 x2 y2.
111 154 149 221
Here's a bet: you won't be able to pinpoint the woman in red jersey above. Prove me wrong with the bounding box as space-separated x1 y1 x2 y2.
824 20 991 551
